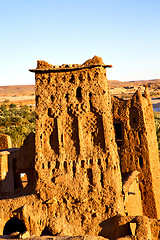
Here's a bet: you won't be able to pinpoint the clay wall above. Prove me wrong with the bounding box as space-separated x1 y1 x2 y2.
123 175 143 216
15 132 36 188
0 132 35 193
32 56 124 235
112 87 160 219
0 134 12 150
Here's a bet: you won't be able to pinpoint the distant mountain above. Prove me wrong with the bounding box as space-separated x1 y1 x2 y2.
108 79 160 88
0 85 35 96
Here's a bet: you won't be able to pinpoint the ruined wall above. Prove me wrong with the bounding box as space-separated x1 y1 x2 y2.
0 149 19 192
15 132 36 188
31 56 124 235
0 151 10 191
122 171 143 216
0 134 12 150
112 87 160 219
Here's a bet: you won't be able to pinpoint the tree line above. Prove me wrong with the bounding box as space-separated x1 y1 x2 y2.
0 102 160 153
0 103 35 147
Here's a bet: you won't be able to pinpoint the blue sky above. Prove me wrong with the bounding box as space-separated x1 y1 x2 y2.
0 0 160 85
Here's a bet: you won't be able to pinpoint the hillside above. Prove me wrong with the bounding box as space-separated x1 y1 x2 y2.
0 85 35 105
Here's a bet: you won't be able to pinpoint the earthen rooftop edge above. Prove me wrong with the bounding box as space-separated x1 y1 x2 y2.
29 64 112 73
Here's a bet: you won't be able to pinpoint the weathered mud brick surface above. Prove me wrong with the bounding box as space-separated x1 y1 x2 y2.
0 56 160 240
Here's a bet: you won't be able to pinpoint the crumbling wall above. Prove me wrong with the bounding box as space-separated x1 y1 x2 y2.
15 132 36 189
0 134 12 150
112 87 160 219
0 149 19 192
31 56 124 235
122 171 143 216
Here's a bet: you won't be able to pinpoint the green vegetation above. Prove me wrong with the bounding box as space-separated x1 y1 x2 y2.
0 104 35 147
0 101 160 152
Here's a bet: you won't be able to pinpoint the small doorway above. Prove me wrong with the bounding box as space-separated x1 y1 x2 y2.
3 217 27 235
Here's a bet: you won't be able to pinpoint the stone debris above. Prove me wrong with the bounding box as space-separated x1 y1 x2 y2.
19 231 30 239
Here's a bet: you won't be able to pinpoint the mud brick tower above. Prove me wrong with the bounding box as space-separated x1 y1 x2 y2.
30 56 124 235
112 88 160 219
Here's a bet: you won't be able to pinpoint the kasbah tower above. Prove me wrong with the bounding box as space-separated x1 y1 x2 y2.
0 56 160 239
30 55 160 233
32 56 124 235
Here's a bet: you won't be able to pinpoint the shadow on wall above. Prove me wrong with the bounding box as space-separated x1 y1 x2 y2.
41 227 54 236
99 215 131 240
0 159 36 199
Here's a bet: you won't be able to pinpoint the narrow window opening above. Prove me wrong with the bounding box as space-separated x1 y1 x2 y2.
55 160 60 169
139 156 143 168
89 92 92 110
92 109 106 152
101 171 104 188
105 206 109 213
64 161 67 172
87 169 93 186
61 134 63 147
76 87 82 102
129 107 139 129
48 162 51 169
105 158 108 167
42 163 44 169
114 122 123 147
36 95 40 103
73 161 76 177
138 132 142 145
50 118 59 155
51 169 55 183
81 160 85 168
20 173 28 188
98 159 101 166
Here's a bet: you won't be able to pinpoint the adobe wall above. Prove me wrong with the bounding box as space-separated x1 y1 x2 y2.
30 56 124 235
15 132 36 188
0 134 12 150
112 87 160 219
0 149 19 192
123 173 143 216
